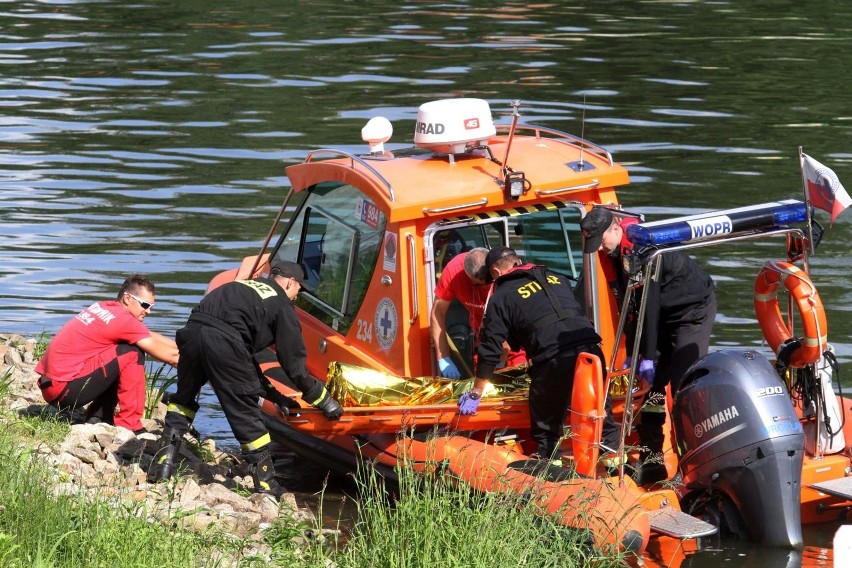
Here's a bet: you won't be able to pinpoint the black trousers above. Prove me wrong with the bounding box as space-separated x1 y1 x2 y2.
41 343 145 429
168 322 269 449
528 344 620 458
653 293 717 396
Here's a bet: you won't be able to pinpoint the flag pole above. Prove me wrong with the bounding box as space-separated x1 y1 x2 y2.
798 146 816 257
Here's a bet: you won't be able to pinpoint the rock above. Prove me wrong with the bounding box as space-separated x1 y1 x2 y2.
178 478 202 504
67 446 102 465
4 348 23 368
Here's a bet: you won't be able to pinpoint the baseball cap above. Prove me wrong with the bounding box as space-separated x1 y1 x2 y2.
484 246 518 280
580 208 614 254
270 260 307 284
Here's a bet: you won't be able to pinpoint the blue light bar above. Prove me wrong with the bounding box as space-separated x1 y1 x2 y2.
626 199 807 247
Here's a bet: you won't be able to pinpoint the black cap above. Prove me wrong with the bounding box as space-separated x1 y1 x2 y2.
580 208 614 254
270 260 306 284
484 246 518 280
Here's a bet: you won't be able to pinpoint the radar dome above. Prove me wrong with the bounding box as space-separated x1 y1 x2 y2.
414 98 496 154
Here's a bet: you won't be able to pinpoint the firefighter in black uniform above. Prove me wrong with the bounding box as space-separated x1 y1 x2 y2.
458 246 621 463
148 260 343 496
581 207 716 485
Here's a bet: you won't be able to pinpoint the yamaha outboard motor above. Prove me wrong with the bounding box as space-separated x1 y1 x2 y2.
672 349 804 548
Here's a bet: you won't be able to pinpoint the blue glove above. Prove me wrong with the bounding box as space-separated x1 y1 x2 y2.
438 356 461 379
622 356 632 370
638 359 656 384
458 391 481 415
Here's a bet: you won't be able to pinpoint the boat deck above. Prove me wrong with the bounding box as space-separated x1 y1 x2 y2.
810 476 852 502
648 507 719 539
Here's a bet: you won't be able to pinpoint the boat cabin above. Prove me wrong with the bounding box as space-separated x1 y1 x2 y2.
210 98 632 379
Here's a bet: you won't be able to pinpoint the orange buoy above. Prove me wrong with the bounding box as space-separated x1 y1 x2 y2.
754 261 827 368
570 352 605 478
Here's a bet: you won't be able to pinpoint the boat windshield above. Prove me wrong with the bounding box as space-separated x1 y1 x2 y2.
271 181 386 333
425 204 587 369
427 203 585 290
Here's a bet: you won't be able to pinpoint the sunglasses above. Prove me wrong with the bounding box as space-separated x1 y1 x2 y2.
126 293 154 311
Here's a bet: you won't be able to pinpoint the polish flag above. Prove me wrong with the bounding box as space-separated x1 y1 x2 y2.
802 154 851 225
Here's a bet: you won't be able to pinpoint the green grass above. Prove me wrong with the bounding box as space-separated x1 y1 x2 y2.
0 364 251 567
144 361 178 419
331 451 628 568
0 423 249 567
33 330 50 361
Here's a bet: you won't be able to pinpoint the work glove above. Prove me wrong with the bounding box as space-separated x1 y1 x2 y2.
637 359 656 385
313 389 344 421
263 380 301 417
438 356 461 379
458 391 481 415
622 356 632 370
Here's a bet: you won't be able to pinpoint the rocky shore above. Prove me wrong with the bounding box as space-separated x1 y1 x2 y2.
0 333 325 561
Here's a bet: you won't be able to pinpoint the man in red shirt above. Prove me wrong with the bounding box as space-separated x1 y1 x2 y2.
35 274 179 433
430 248 490 378
431 247 526 378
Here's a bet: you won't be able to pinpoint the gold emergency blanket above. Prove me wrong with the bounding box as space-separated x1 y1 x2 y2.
326 362 530 407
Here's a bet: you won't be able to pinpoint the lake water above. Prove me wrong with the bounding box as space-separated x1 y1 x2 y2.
1 1 850 564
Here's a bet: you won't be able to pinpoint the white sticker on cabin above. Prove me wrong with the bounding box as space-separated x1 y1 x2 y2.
356 198 381 230
383 232 397 273
375 297 398 350
686 215 733 240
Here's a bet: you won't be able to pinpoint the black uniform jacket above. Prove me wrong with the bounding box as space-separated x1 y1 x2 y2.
189 277 313 390
476 264 601 379
616 250 714 360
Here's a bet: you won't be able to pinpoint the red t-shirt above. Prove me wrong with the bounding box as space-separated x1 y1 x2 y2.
35 301 151 382
434 253 491 335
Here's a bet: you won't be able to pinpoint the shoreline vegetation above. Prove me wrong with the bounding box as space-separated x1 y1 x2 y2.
0 333 626 567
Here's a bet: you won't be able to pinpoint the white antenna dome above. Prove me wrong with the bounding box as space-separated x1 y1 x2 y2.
361 116 393 154
414 98 496 154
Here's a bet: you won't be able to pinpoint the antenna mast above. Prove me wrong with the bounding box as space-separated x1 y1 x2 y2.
578 95 586 170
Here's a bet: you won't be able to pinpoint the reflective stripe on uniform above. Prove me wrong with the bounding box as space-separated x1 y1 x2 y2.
167 402 197 420
310 388 329 406
241 433 271 452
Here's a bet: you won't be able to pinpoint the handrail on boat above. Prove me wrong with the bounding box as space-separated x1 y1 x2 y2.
406 233 419 324
536 180 600 196
423 197 488 215
304 149 396 202
495 123 615 166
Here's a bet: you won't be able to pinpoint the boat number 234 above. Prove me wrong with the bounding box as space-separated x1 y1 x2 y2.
356 319 373 343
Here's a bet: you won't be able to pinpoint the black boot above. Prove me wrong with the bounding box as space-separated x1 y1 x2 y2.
633 408 668 486
313 389 343 420
147 428 183 483
246 449 285 498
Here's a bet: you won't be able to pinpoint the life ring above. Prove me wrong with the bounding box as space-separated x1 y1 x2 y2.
570 352 605 478
753 261 827 368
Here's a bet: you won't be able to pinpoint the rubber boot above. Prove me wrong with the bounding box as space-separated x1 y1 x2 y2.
147 428 183 483
246 449 285 498
633 408 668 486
313 389 343 420
531 435 562 466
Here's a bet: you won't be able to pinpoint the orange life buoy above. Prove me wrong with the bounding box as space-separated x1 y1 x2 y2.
753 261 827 368
570 352 605 478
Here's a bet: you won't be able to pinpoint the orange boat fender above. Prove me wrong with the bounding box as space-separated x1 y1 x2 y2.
570 352 605 478
753 260 828 368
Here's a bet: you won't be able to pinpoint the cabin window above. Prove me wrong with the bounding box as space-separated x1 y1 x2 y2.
424 205 586 373
432 222 505 279
509 207 584 283
271 182 385 333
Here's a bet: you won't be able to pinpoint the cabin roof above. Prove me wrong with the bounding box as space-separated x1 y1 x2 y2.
285 134 630 224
